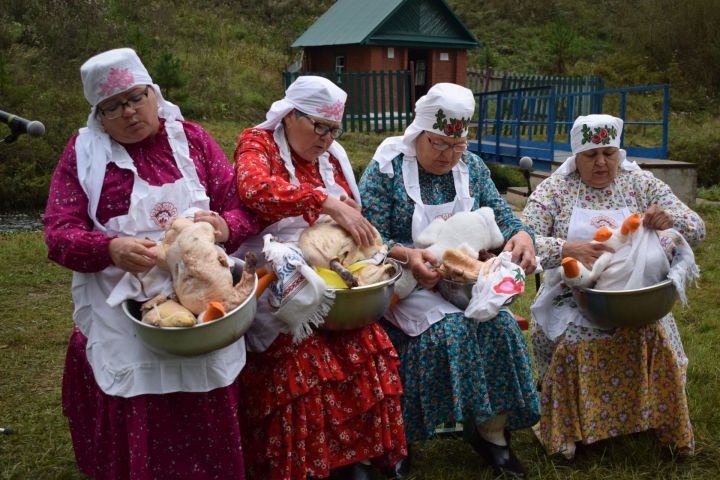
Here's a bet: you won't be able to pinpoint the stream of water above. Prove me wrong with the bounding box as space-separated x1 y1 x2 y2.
0 211 44 233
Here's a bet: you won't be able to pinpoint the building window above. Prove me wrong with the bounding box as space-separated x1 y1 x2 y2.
335 55 345 74
387 47 395 59
439 52 449 61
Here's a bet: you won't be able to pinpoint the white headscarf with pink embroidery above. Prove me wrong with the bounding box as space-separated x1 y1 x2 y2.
80 47 182 130
74 48 185 229
255 75 360 203
553 114 640 176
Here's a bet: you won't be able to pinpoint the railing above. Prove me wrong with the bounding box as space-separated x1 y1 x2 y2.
467 69 604 96
473 84 670 171
283 70 412 133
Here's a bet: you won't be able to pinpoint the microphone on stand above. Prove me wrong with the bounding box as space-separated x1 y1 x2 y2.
1 110 45 143
518 156 533 196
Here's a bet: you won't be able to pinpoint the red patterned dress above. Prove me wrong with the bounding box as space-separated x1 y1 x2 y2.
234 128 407 479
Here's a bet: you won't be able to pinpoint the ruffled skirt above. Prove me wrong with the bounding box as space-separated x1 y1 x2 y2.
238 322 406 480
62 327 245 479
532 318 694 455
384 310 540 443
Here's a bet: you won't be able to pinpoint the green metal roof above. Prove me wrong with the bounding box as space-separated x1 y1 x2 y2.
292 0 480 49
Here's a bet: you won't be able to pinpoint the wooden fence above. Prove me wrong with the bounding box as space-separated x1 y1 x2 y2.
283 70 412 133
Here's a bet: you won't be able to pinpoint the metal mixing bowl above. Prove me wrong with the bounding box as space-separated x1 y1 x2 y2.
437 278 517 310
572 279 678 329
122 263 257 356
319 258 402 331
437 279 474 309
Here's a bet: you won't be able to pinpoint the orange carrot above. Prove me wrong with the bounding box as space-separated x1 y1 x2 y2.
203 301 226 322
256 272 278 299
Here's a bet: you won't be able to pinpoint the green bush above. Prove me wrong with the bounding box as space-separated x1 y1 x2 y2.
487 163 526 193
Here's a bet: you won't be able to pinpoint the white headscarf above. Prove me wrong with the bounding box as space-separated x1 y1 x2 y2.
256 75 360 203
74 48 184 226
553 114 640 176
372 83 475 176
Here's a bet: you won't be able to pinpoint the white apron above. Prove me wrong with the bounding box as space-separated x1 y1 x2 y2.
234 131 359 352
531 182 633 341
72 119 246 397
383 157 475 336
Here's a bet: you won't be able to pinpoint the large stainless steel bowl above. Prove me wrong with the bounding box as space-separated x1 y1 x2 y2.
572 279 677 329
437 279 474 309
437 278 517 310
319 258 402 331
122 263 257 356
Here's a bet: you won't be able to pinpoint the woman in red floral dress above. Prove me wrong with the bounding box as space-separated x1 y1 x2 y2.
233 76 407 480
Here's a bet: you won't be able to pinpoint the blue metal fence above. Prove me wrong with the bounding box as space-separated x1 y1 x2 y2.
473 84 670 171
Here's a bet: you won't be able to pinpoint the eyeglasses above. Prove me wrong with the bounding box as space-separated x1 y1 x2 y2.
98 86 150 120
427 136 468 153
299 114 344 139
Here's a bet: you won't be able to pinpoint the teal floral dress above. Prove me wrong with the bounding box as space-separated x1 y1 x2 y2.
359 152 540 442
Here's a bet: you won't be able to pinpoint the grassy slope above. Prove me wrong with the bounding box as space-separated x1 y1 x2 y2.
1 206 719 479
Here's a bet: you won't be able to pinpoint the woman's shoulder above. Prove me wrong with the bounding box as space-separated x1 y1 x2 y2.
239 127 273 141
463 151 490 173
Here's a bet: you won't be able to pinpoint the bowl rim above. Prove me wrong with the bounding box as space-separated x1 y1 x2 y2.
438 277 476 287
124 274 258 331
576 278 674 295
326 258 403 293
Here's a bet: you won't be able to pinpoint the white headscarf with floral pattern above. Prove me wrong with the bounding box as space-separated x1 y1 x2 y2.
554 114 640 176
372 83 475 176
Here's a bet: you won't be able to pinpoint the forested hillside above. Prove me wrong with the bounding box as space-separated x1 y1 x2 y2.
1 0 718 209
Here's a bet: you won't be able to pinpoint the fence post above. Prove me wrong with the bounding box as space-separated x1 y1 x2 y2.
372 71 379 132
405 70 412 128
364 71 371 132
662 85 669 158
348 72 356 132
396 71 405 130
380 71 387 131
388 73 395 131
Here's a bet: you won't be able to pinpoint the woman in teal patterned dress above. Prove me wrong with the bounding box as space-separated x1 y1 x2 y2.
358 83 540 479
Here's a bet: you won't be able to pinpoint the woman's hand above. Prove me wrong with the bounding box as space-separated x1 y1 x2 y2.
322 195 376 248
109 237 158 274
194 210 230 243
503 230 537 274
393 246 441 289
561 240 614 269
643 204 673 231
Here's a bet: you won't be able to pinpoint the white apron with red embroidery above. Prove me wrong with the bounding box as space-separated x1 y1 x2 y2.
383 156 474 336
72 119 246 397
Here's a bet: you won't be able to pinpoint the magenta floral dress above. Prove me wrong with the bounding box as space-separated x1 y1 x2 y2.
522 168 705 456
44 120 258 479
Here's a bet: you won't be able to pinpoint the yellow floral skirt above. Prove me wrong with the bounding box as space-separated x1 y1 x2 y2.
535 322 694 455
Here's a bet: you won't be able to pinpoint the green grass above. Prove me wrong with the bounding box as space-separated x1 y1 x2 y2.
698 186 720 202
1 207 719 479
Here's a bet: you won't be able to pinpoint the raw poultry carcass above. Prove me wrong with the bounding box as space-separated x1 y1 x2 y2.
298 217 391 287
150 216 257 322
438 247 495 283
140 295 196 327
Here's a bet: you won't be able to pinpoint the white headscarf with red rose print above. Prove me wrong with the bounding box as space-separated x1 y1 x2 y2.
553 114 640 176
372 83 475 176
